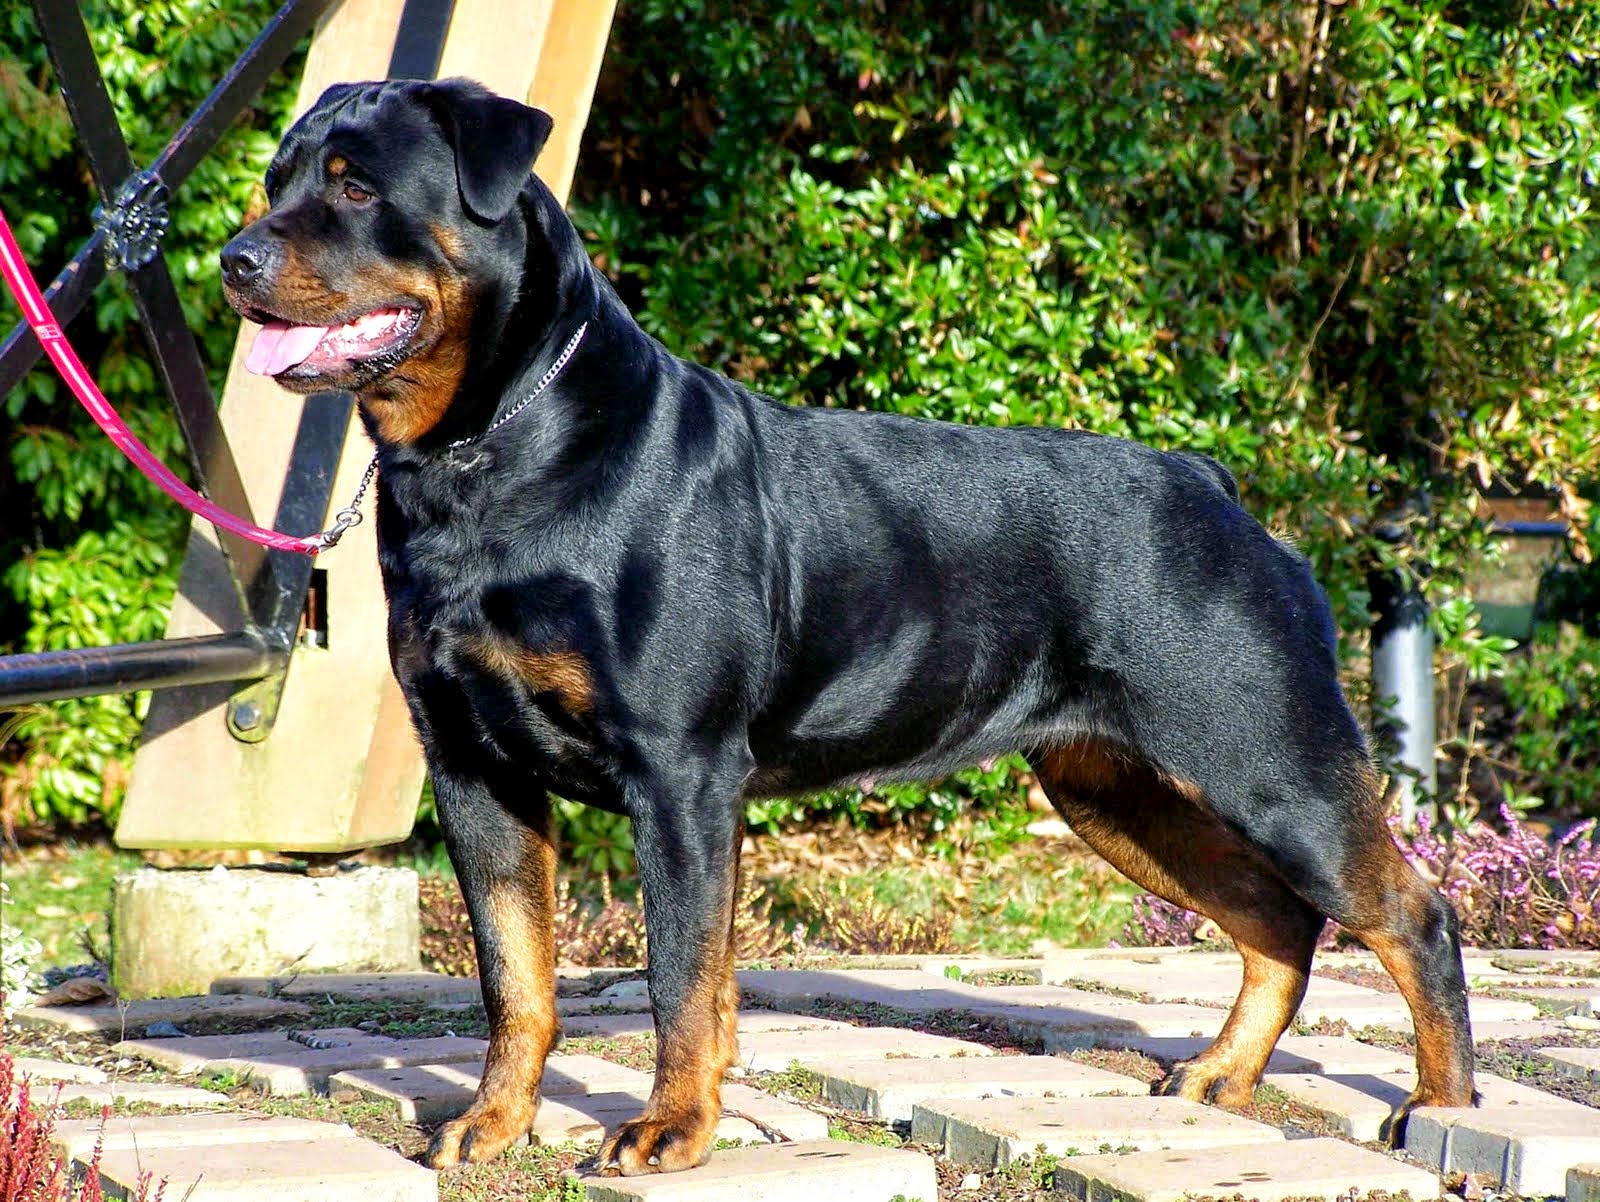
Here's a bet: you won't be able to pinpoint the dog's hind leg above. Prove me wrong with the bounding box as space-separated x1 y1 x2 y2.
1034 742 1325 1108
1295 764 1477 1141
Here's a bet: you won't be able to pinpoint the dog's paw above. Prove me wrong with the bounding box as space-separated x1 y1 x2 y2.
1377 1084 1477 1148
1155 1058 1255 1110
595 1111 716 1176
425 1098 536 1169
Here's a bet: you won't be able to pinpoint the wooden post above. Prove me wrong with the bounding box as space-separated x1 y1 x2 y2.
117 0 617 852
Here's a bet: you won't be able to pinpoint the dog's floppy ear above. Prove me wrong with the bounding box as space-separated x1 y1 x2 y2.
423 79 553 222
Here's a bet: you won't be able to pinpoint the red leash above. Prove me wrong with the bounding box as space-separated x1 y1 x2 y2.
0 207 343 555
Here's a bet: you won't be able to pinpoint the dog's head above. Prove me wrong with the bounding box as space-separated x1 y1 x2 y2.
221 78 551 440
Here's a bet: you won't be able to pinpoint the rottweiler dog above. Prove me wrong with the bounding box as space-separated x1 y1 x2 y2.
221 78 1475 1174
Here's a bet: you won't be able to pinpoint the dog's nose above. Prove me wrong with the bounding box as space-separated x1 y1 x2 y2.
220 235 268 287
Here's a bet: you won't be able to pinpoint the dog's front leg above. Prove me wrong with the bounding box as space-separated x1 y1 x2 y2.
425 775 558 1168
597 758 746 1175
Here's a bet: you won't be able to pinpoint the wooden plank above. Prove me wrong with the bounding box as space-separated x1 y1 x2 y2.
526 0 619 203
120 0 617 851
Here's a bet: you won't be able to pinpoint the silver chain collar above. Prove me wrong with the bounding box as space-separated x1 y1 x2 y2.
314 321 588 550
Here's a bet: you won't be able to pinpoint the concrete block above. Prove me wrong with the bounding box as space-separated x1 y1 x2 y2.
115 1029 375 1075
1407 1105 1600 1195
736 1026 992 1073
218 1036 488 1095
909 1094 1282 1168
574 1139 937 1202
51 1112 353 1161
817 1054 1143 1122
48 1080 228 1110
90 1134 437 1201
14 993 311 1036
211 972 479 1007
116 1028 486 1094
1540 1047 1600 1082
12 1057 108 1083
562 1008 850 1040
1570 1163 1600 1202
1501 986 1597 1016
532 1083 827 1148
330 1053 653 1123
1053 1137 1440 1202
112 866 420 998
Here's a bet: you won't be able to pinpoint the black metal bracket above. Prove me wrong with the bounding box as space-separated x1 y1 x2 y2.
94 170 171 272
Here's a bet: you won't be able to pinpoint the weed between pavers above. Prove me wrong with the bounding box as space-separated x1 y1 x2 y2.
827 1116 904 1147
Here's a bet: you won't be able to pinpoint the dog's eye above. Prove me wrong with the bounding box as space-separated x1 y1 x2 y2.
342 181 374 204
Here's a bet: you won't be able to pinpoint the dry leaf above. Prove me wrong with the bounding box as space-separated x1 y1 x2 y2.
36 977 116 1007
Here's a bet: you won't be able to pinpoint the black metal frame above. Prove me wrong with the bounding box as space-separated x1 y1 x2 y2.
0 0 454 730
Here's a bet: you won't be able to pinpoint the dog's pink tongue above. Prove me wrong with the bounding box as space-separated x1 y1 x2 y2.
245 321 329 376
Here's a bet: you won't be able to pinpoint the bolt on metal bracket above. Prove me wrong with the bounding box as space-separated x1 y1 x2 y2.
227 667 288 743
93 169 171 272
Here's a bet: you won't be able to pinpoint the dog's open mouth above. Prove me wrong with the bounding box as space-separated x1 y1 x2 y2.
244 306 421 377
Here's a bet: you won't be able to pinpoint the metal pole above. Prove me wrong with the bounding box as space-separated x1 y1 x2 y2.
1370 510 1436 827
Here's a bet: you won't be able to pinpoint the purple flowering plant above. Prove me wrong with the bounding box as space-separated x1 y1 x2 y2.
1126 806 1599 950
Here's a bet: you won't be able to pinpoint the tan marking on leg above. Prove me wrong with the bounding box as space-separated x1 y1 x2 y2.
426 820 557 1168
467 634 594 716
1339 829 1475 1118
1036 740 1318 1109
599 873 740 1176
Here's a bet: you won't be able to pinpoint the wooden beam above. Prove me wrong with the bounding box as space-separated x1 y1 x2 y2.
118 0 618 851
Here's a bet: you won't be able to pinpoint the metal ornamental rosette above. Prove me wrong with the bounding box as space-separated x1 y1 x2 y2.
94 169 171 272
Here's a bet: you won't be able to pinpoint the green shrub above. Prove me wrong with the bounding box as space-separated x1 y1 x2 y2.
573 0 1600 828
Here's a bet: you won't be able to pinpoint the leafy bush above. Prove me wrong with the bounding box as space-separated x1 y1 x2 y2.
574 0 1600 830
1124 807 1600 950
0 882 42 1012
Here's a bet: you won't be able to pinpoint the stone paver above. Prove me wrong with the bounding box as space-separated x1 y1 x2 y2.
51 1112 354 1161
816 1054 1144 1121
211 971 481 1006
1540 1046 1600 1082
1510 986 1597 1016
209 971 661 1015
576 1140 937 1202
11 992 312 1035
92 1134 436 1201
909 1094 1283 1168
1407 1105 1600 1196
735 1025 993 1072
533 1082 827 1147
13 1057 108 1083
331 1053 654 1124
115 1028 488 1094
1053 1136 1440 1202
1117 1033 1415 1075
1271 1067 1594 1141
1571 1163 1600 1202
215 1036 489 1095
561 1008 851 1039
42 1079 228 1110
114 1027 376 1074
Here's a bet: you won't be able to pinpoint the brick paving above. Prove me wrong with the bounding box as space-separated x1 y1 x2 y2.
815 1053 1144 1121
13 951 1600 1201
911 1094 1285 1168
574 1140 939 1202
1053 1137 1440 1202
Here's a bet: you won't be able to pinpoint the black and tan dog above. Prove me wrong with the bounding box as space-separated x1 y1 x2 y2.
221 78 1475 1175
